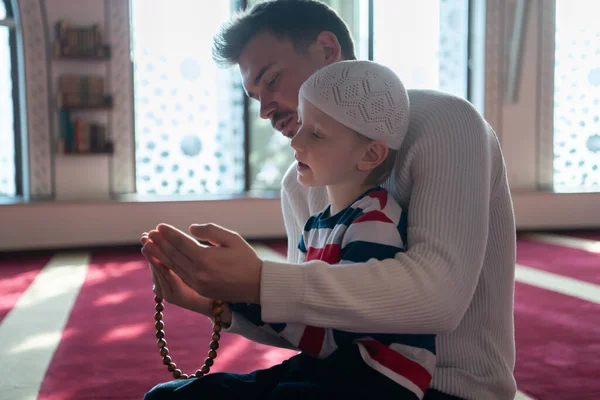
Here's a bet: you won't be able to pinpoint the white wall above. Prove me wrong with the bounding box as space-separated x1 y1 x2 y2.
0 196 285 251
0 0 598 252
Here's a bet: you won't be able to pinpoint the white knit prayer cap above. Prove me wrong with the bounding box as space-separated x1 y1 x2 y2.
299 60 409 150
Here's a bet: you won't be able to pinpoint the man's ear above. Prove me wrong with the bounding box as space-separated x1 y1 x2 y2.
357 141 388 172
313 31 342 64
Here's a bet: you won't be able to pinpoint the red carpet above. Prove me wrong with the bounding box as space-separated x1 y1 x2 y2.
2 234 599 399
0 253 52 323
517 238 600 284
264 240 288 257
36 249 297 400
514 282 600 399
515 235 600 398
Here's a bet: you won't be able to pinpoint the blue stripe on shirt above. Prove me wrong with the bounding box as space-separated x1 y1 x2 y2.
302 206 364 232
332 330 436 354
341 240 404 263
398 210 408 248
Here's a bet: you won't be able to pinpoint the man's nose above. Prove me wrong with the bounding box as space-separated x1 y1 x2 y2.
259 95 276 120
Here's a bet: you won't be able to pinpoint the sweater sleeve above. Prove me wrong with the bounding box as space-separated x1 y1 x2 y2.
260 101 493 334
222 311 298 351
280 167 307 264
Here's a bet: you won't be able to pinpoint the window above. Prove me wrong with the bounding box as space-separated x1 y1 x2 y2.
247 0 371 192
0 0 20 197
373 0 470 99
132 0 475 195
552 0 599 191
491 0 600 227
248 0 473 192
131 0 245 196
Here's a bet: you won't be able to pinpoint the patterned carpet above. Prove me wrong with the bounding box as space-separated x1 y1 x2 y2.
0 232 598 399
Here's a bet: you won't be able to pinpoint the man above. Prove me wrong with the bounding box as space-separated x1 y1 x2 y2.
141 1 517 399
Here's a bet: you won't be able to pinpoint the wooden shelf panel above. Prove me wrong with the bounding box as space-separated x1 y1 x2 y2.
54 54 110 61
60 150 114 156
60 104 113 111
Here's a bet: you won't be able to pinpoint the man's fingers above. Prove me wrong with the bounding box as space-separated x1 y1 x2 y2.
150 266 165 298
142 241 177 274
140 237 165 266
157 223 209 256
147 230 191 271
189 223 239 248
151 261 177 298
144 230 199 293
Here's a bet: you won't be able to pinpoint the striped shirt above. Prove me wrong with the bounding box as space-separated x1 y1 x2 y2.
233 187 436 399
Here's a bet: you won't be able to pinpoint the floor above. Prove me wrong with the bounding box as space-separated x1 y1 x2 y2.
0 231 598 399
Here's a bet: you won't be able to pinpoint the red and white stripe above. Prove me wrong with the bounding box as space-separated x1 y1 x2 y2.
357 339 436 399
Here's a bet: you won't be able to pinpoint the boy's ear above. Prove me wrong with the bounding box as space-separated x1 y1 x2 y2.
357 141 388 172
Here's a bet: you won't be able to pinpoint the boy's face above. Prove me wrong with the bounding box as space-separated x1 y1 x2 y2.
238 31 335 138
291 97 370 188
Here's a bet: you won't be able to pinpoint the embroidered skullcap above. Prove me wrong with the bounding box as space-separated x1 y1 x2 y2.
299 60 409 149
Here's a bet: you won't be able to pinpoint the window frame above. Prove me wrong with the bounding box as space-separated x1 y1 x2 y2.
498 0 599 194
0 0 22 197
536 0 556 191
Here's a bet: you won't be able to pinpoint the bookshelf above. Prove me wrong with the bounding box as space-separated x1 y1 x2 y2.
60 104 113 111
55 54 111 61
51 19 114 156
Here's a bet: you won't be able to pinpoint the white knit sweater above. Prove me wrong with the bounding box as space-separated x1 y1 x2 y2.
226 89 517 400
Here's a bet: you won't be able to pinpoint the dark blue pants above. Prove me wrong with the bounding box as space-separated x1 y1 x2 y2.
144 344 424 399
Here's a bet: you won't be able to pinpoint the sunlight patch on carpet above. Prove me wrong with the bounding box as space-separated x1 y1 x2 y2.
516 264 600 304
254 244 287 262
100 322 148 343
94 291 135 306
0 252 90 400
521 233 600 253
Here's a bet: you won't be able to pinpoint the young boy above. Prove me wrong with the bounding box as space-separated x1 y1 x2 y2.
231 60 436 399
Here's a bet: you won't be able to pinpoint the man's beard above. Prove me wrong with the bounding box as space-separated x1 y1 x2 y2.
271 111 294 130
271 111 297 138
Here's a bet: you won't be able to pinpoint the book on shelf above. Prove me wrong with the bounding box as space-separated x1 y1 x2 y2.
54 19 110 58
57 74 112 108
58 110 113 154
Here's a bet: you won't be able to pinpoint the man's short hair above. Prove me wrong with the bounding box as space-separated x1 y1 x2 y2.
212 0 357 67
